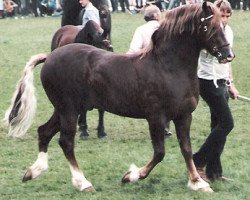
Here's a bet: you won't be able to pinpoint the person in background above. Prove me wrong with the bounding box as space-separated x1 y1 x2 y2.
0 0 4 18
243 0 250 11
40 0 56 16
193 0 239 182
127 5 172 138
127 4 161 53
110 0 118 12
78 0 100 27
119 0 131 13
3 0 17 17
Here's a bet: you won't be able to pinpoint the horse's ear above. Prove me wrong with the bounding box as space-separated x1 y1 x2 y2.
202 1 212 15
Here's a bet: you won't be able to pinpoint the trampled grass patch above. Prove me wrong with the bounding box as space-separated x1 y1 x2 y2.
0 10 249 200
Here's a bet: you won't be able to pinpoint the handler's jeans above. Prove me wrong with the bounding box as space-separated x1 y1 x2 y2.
193 78 234 179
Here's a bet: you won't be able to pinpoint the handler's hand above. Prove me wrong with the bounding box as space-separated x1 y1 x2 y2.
229 84 239 99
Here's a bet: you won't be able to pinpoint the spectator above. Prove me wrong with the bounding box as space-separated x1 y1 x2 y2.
243 0 250 10
110 0 118 12
40 0 56 16
78 0 100 28
119 0 131 13
193 0 239 182
3 0 18 17
0 0 4 18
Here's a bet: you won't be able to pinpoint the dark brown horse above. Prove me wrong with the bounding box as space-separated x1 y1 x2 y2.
51 20 112 52
51 20 113 139
5 2 234 192
61 0 111 40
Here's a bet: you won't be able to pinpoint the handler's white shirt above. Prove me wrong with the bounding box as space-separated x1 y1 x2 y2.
198 25 233 84
127 20 160 54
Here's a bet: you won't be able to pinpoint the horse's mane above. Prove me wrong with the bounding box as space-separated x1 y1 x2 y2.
141 2 221 57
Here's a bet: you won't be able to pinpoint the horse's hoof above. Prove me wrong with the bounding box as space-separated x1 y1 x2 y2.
121 164 140 183
198 186 214 193
121 171 131 184
97 131 107 139
82 186 96 192
22 169 32 182
98 135 107 140
187 178 213 192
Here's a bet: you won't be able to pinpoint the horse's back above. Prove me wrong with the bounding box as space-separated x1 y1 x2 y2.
41 43 146 116
51 25 80 51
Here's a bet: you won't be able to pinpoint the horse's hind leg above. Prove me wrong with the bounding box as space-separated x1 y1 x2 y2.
23 110 60 182
78 109 107 140
78 111 89 140
59 111 94 191
173 115 213 192
122 117 165 183
97 109 107 139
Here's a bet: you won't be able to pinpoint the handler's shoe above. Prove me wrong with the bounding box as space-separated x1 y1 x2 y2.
210 176 234 182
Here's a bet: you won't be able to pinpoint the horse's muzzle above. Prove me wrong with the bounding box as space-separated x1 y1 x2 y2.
217 46 235 64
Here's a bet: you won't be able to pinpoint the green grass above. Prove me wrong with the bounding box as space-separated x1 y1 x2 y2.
0 11 250 200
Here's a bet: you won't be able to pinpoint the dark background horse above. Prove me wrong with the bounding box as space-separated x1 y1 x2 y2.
61 0 112 139
51 20 113 139
61 0 111 40
5 2 234 193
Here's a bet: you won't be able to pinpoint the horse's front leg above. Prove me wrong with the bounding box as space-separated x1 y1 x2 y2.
173 115 213 192
97 109 107 139
122 117 165 183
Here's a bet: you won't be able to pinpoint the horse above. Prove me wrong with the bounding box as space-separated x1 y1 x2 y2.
51 20 112 51
51 20 113 139
5 2 234 192
61 0 111 40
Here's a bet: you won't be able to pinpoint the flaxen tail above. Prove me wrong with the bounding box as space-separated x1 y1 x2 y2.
4 53 48 138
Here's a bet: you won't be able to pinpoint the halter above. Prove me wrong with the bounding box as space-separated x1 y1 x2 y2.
199 14 230 61
200 14 214 32
212 43 230 59
200 14 214 23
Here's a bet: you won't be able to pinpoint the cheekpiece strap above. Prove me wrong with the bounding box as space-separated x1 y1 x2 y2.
201 15 214 22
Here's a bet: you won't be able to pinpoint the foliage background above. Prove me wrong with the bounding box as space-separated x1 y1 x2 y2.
0 10 249 200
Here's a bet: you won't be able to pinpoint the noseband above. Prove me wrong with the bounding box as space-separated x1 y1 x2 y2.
212 43 230 59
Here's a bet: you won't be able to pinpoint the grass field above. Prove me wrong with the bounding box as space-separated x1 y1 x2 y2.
0 10 250 200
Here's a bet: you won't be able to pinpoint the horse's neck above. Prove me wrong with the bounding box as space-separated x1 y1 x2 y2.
149 35 200 81
156 36 200 68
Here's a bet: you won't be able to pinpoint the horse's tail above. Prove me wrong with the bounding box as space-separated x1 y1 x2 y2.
4 53 48 138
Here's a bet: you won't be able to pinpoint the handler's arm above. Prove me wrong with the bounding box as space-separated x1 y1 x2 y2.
228 63 239 99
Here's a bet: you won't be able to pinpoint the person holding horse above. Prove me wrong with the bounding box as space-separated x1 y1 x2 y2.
127 5 172 138
193 0 239 182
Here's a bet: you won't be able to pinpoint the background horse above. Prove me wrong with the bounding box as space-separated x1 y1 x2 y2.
51 20 113 139
61 0 111 40
5 2 234 193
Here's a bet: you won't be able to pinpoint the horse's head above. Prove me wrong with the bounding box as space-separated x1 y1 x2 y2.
92 32 113 52
198 1 235 63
